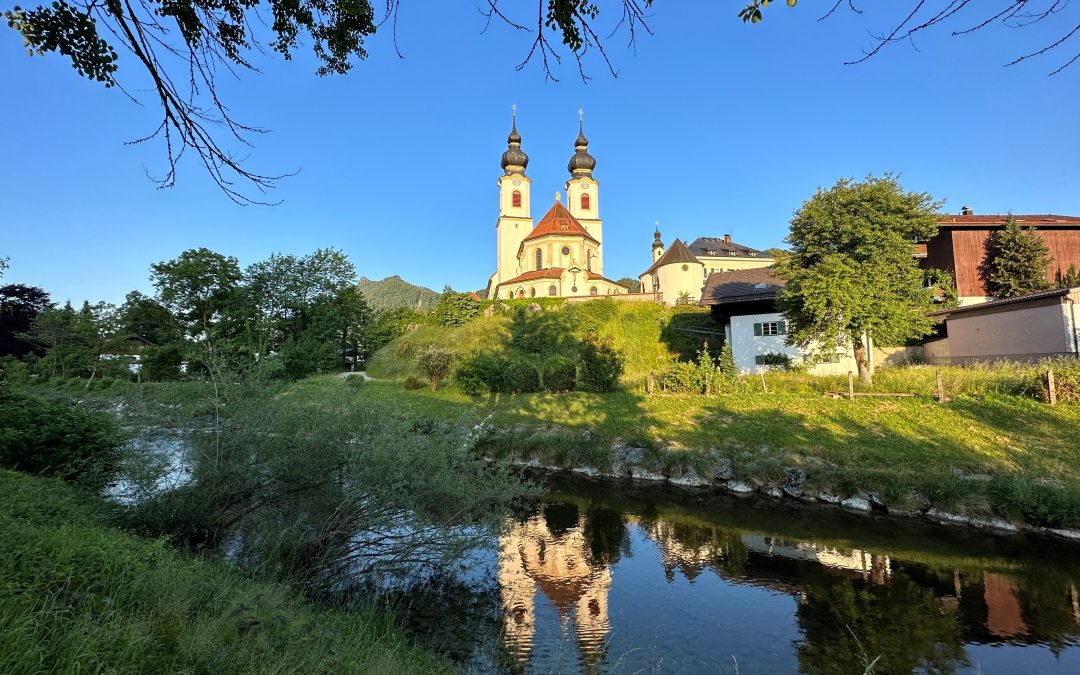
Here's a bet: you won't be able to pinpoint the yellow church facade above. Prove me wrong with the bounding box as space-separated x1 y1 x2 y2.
487 113 628 300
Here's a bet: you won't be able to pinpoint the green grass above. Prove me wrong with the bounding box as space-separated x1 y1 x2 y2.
0 470 449 675
356 308 1080 528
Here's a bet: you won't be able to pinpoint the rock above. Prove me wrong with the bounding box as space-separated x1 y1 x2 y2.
726 480 754 494
712 457 734 481
762 485 783 499
861 491 885 507
782 468 805 498
1046 527 1080 541
969 516 1019 532
624 447 647 465
669 468 710 488
817 493 842 504
526 303 542 313
926 507 971 525
572 466 599 477
841 496 872 512
630 466 666 482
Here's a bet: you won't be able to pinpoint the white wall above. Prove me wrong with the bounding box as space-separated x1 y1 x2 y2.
728 312 858 375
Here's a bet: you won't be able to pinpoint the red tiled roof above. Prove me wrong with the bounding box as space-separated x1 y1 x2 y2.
586 272 628 287
938 214 1080 227
522 201 599 244
501 268 565 285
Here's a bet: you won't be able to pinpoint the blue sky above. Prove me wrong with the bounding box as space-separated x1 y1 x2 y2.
3 2 1079 305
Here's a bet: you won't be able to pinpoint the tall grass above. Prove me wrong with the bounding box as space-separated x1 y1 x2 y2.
0 470 449 674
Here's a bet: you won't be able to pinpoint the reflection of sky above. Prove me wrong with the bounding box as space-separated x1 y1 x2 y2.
962 642 1080 675
604 523 802 674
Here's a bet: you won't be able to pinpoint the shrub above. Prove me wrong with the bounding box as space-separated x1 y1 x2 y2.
0 355 30 383
505 358 541 394
578 336 624 392
344 374 366 388
0 385 122 488
542 356 577 393
1055 359 1080 402
454 352 506 396
140 345 183 381
402 375 425 390
414 345 454 391
431 290 481 328
656 360 701 393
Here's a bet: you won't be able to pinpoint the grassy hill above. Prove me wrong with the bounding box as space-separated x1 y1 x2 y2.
358 275 439 312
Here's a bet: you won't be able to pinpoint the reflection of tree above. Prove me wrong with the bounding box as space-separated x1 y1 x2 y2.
583 505 628 566
796 574 968 675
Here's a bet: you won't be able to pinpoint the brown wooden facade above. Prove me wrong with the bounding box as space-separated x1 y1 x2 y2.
923 214 1080 298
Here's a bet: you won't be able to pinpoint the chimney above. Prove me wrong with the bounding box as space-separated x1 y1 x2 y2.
723 234 732 244
960 206 973 216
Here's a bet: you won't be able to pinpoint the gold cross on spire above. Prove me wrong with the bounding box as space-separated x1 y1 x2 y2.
578 107 584 123
512 103 517 118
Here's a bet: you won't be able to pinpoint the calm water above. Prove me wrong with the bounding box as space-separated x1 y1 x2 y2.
478 474 1080 674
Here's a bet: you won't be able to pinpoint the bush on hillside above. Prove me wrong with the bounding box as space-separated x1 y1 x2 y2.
0 385 122 488
578 336 624 392
431 290 481 328
505 358 541 394
1054 359 1080 402
415 345 454 391
453 352 541 395
542 356 577 393
402 375 425 390
509 307 577 354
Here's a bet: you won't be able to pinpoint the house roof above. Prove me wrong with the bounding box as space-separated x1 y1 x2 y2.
641 238 701 276
687 236 770 258
931 286 1078 317
586 272 629 288
700 267 784 306
521 200 599 245
501 268 565 285
937 214 1080 228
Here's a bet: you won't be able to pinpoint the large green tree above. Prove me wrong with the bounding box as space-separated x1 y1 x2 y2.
0 284 52 358
980 216 1053 298
775 175 943 384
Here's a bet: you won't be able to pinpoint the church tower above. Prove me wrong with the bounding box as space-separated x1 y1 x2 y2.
495 108 533 286
652 227 665 262
565 110 603 274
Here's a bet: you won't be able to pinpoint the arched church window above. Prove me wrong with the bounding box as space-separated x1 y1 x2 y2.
530 288 536 297
517 289 525 299
512 190 521 208
590 286 598 296
581 193 590 211
535 249 543 271
548 285 557 296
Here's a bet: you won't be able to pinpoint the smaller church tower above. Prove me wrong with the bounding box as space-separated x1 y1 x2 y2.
652 227 664 262
494 107 533 286
565 110 603 274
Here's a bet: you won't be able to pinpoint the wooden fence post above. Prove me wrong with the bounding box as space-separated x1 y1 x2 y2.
936 369 944 402
1048 369 1058 406
646 371 654 396
847 371 855 401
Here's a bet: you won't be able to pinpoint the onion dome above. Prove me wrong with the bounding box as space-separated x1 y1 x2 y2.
653 227 663 250
567 118 596 177
500 115 529 175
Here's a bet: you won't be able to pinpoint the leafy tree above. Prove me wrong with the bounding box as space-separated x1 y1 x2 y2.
3 0 656 200
981 217 1053 298
23 302 82 378
1059 263 1080 289
431 287 481 328
776 175 942 384
578 334 624 392
119 291 181 346
366 307 423 354
616 277 642 293
151 248 242 342
0 284 52 358
414 345 453 392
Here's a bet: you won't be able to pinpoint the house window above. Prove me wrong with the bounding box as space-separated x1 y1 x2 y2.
753 321 788 337
548 285 557 296
590 286 598 296
535 249 543 271
512 190 521 208
581 193 590 211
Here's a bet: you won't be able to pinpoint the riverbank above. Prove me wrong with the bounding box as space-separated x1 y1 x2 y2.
0 469 449 674
314 375 1080 534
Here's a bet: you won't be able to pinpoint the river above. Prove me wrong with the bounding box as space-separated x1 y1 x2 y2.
430 473 1080 674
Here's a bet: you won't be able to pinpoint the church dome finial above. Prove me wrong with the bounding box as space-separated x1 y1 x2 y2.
501 105 529 175
567 108 596 177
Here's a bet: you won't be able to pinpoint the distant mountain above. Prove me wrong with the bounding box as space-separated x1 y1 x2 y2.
357 275 440 312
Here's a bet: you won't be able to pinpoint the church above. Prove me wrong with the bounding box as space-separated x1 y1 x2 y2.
486 112 629 300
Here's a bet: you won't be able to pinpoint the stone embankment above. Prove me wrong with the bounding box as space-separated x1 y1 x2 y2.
500 439 1080 542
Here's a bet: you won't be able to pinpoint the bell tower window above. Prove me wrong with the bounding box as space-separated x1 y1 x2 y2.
535 249 543 271
512 190 521 208
581 193 590 211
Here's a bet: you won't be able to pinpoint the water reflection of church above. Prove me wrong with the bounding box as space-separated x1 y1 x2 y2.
498 499 1080 673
